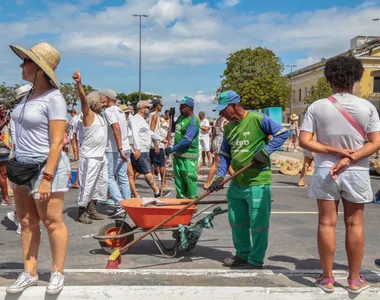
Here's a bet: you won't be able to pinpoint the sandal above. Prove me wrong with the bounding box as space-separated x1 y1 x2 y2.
314 274 335 293
347 274 370 294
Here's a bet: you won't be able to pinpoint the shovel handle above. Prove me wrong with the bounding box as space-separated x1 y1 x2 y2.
117 162 252 253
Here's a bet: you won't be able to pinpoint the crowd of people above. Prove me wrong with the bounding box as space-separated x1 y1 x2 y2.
0 41 379 297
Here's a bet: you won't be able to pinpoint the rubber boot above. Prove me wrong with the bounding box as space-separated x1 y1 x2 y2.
78 206 92 224
87 201 104 220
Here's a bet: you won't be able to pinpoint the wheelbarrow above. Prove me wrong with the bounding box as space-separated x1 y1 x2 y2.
83 198 228 258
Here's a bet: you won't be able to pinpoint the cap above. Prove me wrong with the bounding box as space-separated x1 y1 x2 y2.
213 90 240 111
102 89 118 101
136 100 152 109
176 96 194 108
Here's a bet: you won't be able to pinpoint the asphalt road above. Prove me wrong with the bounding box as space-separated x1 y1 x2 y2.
0 172 379 273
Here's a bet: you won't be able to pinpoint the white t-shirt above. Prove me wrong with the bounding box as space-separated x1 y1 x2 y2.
131 113 162 153
70 115 80 140
200 118 210 138
11 89 68 158
104 105 130 152
301 93 380 170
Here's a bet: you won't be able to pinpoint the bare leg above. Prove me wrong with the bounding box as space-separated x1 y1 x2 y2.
206 151 213 167
144 173 159 194
293 136 298 151
159 166 169 189
36 192 68 273
127 162 138 198
343 199 367 290
298 157 312 186
202 151 206 166
317 199 339 287
0 162 10 203
14 185 41 276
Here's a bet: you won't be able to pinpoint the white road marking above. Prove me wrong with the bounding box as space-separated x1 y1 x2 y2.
0 286 379 300
202 211 343 215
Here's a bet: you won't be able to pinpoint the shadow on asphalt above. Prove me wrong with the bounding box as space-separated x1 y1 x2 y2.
1 218 18 231
268 255 380 286
276 181 303 187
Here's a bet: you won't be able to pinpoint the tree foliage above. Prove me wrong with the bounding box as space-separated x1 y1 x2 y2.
304 77 332 106
117 92 162 108
60 83 95 109
218 47 290 110
0 82 18 110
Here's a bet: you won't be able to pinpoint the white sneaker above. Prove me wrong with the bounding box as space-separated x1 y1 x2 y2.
6 271 38 294
16 223 21 234
7 211 21 233
46 270 65 295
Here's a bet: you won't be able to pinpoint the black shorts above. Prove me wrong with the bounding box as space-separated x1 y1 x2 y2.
131 152 152 174
149 148 165 168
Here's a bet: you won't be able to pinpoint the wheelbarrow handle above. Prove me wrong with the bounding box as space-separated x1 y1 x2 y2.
116 162 253 253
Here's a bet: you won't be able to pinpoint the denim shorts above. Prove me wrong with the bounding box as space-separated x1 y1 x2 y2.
149 148 165 168
131 152 152 174
15 152 71 194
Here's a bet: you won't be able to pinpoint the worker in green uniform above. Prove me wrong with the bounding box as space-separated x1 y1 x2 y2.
165 97 200 199
209 90 289 268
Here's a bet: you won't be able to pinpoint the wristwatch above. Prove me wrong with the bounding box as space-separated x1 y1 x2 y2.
118 147 123 152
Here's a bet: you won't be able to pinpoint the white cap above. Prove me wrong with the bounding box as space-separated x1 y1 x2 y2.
15 84 32 100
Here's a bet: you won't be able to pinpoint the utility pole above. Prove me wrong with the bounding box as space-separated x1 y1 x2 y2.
133 14 148 102
285 64 297 116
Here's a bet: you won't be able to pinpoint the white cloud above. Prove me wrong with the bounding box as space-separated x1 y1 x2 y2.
193 92 215 103
295 57 320 68
221 0 240 7
358 0 380 8
197 90 204 94
170 93 177 97
15 0 24 6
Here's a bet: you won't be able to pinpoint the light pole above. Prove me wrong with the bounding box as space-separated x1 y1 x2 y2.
133 14 148 102
285 64 297 116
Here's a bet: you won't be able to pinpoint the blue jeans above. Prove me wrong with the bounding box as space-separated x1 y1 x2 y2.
106 151 130 203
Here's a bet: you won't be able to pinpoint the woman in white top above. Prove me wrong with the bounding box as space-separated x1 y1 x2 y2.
300 56 380 294
72 70 108 224
6 42 71 295
204 114 233 189
287 114 299 152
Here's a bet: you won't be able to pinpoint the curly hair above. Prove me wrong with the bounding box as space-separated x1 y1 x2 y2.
324 55 364 89
86 91 103 114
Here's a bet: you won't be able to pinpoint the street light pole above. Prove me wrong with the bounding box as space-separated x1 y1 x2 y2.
133 14 148 102
285 64 297 116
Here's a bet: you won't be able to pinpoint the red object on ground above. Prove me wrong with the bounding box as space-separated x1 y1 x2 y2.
119 198 197 229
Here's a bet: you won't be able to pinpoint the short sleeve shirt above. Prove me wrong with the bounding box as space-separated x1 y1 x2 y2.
104 105 130 152
301 93 380 170
11 89 68 158
200 119 210 137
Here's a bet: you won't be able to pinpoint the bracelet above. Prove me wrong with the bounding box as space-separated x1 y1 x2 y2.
42 172 54 182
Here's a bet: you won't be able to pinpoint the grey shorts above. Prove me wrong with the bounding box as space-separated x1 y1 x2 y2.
15 152 71 194
308 167 373 203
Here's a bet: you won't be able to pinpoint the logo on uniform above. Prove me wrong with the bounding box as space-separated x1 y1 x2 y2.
231 140 250 146
243 132 250 137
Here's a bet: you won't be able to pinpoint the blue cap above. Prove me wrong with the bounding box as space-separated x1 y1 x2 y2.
176 96 195 108
213 90 240 111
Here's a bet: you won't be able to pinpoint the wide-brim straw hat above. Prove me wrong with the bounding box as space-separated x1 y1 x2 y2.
290 114 299 121
280 165 300 176
9 42 61 88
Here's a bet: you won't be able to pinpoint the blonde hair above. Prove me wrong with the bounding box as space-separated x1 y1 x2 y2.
86 91 102 113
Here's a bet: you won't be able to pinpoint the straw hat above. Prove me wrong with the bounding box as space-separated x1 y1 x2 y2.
9 42 61 88
290 114 299 121
280 161 300 176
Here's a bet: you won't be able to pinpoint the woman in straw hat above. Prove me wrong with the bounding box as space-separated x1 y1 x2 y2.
6 42 70 295
286 113 299 152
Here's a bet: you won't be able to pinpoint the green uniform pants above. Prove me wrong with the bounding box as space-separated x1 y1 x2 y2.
173 156 198 199
227 181 272 266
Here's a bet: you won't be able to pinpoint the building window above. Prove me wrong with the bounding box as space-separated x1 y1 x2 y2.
305 87 308 98
298 89 302 102
292 90 296 102
374 77 380 93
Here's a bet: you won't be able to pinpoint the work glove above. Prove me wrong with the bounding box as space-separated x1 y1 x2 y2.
208 176 224 192
251 149 270 169
165 147 173 156
169 107 175 117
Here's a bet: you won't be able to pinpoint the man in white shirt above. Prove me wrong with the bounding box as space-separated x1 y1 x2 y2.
199 111 212 166
130 100 170 198
69 109 80 161
103 89 130 217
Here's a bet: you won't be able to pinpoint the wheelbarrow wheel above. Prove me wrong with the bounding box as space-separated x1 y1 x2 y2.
98 220 134 255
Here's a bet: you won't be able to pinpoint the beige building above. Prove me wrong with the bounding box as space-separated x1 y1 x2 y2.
284 36 380 124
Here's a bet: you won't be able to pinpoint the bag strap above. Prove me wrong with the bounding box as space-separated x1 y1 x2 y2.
328 96 365 139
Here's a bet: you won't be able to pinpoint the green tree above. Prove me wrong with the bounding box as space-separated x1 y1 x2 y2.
304 77 332 106
117 92 162 109
59 83 95 109
0 82 18 110
218 47 290 110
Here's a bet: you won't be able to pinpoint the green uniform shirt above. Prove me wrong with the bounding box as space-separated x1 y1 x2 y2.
223 112 271 186
173 115 200 159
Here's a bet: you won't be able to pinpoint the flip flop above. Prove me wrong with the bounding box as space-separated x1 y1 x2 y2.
314 275 335 293
347 275 370 294
297 183 308 187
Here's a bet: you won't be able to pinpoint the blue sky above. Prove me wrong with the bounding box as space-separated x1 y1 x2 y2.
1 0 380 117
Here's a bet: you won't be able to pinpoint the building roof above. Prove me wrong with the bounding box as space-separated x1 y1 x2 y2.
286 38 380 78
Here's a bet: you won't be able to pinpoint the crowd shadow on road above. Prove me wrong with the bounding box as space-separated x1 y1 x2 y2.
268 255 380 289
1 218 18 232
275 181 304 187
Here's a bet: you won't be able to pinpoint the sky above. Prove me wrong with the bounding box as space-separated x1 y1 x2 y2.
1 0 380 117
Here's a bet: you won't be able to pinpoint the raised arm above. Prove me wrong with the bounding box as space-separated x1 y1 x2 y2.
72 69 94 127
